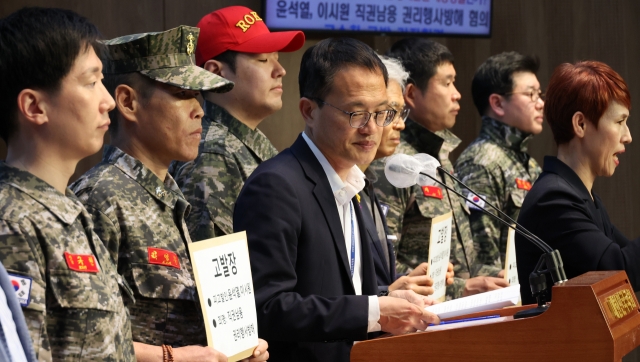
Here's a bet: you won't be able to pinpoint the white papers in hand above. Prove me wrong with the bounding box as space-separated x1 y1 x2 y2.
425 284 521 320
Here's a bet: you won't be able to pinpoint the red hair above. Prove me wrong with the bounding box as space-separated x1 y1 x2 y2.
544 61 631 145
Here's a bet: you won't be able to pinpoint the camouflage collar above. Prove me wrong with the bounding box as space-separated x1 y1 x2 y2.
0 162 83 225
364 166 378 183
402 119 461 160
480 116 534 153
203 100 276 161
102 145 185 209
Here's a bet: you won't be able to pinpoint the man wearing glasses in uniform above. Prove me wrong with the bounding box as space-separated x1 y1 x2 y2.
455 52 544 273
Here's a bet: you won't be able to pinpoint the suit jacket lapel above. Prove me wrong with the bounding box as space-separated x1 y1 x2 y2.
290 135 354 290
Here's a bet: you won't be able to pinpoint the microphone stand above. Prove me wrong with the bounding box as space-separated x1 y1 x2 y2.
436 168 546 249
419 170 567 318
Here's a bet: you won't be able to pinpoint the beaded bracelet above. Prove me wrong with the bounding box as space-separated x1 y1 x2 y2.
162 344 174 362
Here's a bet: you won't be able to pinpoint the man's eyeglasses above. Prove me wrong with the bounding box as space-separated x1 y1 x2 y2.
503 89 545 103
313 99 397 128
392 106 410 124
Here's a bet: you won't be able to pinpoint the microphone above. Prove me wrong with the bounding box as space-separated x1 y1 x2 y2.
384 153 438 188
385 153 567 316
432 164 567 285
385 154 550 253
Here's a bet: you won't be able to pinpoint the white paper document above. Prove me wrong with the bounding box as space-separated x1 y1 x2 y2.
504 227 519 286
188 231 258 361
425 284 522 319
427 212 452 302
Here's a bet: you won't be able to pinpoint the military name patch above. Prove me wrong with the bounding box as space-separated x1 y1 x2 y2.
466 193 486 210
148 247 181 269
380 203 390 217
421 186 443 199
64 252 99 273
515 178 532 191
8 273 32 307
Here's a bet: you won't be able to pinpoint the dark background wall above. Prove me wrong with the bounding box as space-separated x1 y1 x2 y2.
1 0 639 239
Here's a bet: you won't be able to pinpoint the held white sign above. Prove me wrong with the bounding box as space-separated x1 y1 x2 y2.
188 231 258 361
428 211 452 302
504 227 519 287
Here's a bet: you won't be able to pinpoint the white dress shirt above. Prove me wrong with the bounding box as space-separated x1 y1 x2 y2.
302 132 381 332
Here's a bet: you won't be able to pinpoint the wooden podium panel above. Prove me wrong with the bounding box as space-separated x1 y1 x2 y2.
351 271 640 362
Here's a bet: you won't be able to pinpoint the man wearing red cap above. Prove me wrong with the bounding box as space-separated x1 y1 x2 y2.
172 6 305 242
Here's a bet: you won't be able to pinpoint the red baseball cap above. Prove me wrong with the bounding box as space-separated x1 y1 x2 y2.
196 6 305 66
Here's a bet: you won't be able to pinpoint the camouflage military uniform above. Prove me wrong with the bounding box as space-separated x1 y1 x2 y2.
455 116 541 268
0 163 135 361
370 120 502 299
71 146 205 347
171 101 278 240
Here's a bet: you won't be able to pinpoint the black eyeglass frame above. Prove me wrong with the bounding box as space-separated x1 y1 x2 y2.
391 105 410 124
502 89 545 103
312 98 397 128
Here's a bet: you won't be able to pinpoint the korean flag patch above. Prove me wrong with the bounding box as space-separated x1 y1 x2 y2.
8 273 32 307
466 193 486 211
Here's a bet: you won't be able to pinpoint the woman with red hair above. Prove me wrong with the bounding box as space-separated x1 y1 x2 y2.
515 61 636 305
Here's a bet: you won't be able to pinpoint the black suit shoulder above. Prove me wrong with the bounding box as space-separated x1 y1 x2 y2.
516 158 640 304
234 136 374 362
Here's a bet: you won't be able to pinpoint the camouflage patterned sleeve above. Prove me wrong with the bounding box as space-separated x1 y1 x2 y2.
0 220 51 361
177 151 244 241
446 277 466 300
456 163 505 273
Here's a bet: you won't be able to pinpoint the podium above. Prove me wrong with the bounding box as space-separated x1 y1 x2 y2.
351 271 640 362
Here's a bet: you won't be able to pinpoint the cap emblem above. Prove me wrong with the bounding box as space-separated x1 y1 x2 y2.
235 11 263 33
186 33 195 55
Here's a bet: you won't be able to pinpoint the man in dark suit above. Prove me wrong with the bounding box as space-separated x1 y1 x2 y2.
234 38 440 362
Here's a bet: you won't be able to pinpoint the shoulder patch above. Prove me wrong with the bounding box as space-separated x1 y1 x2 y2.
64 252 100 273
7 273 32 307
515 178 532 191
466 193 486 211
421 186 443 199
148 247 181 269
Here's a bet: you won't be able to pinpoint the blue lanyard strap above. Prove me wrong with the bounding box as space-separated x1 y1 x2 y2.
350 202 355 277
